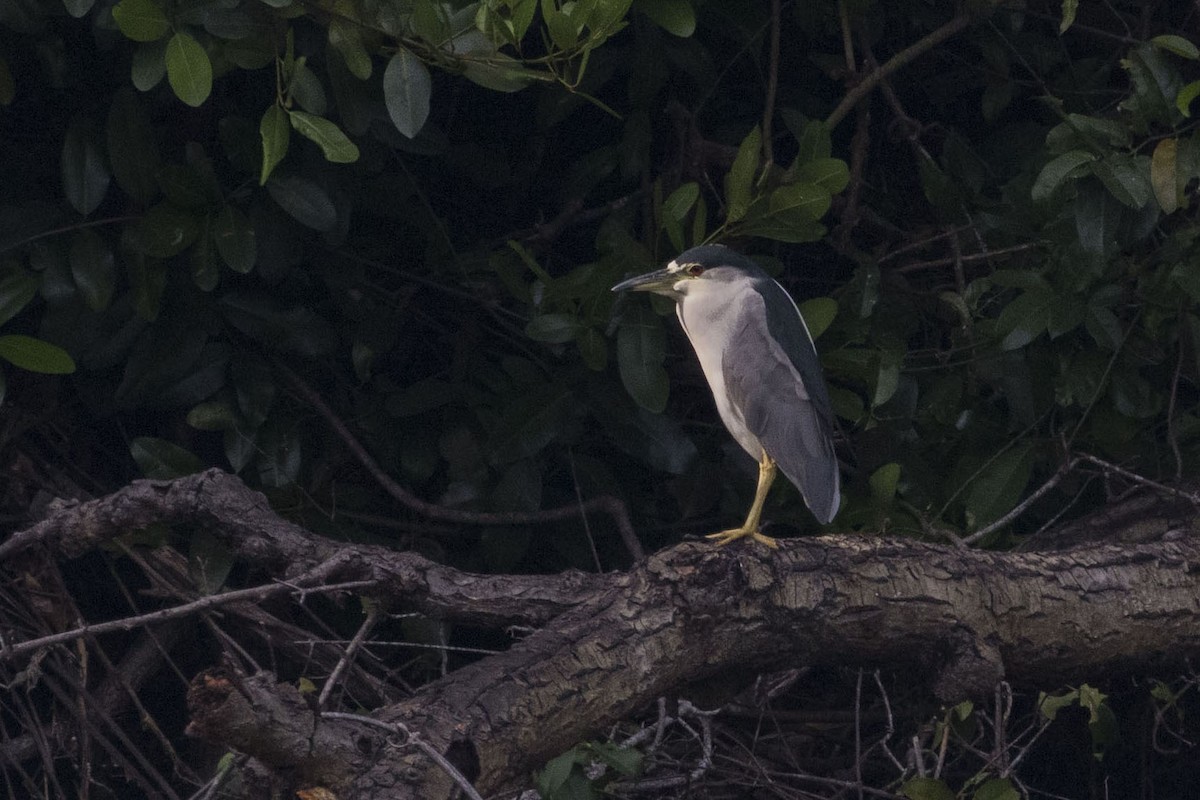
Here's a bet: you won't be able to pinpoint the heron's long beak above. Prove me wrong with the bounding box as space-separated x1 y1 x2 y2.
611 268 676 293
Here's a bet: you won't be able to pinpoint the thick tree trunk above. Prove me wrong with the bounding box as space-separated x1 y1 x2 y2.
7 471 1200 798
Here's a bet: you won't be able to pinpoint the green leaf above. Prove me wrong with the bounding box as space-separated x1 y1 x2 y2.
792 158 850 194
287 110 360 164
1038 688 1079 721
725 126 761 223
219 293 338 356
617 301 669 412
900 777 956 800
662 182 698 221
786 116 832 162
997 288 1053 351
191 215 219 291
410 0 451 43
265 174 337 232
1085 304 1122 350
828 386 864 422
1048 294 1085 338
189 529 234 594
0 335 76 374
124 203 201 257
127 252 166 321
131 39 168 91
329 18 373 79
1150 34 1199 60
0 268 38 328
63 0 95 18
768 182 831 220
1058 0 1078 33
1045 114 1131 152
868 462 901 502
158 164 211 209
224 427 256 472
974 777 1020 800
873 357 900 407
488 383 572 463
1074 181 1120 257
1031 149 1095 202
259 104 290 185
462 56 537 93
289 63 327 115
112 0 169 42
257 422 301 488
537 750 580 797
383 48 432 139
636 0 695 37
232 355 276 427
130 436 204 478
737 217 826 244
61 120 110 216
188 400 238 431
798 297 837 340
1150 138 1179 213
964 443 1034 531
585 741 643 777
526 313 581 343
165 32 213 108
1177 80 1200 117
107 87 161 205
69 229 115 311
213 204 257 273
1091 156 1151 209
541 0 580 49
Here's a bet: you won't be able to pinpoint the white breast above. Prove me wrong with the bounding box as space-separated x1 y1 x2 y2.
674 282 764 460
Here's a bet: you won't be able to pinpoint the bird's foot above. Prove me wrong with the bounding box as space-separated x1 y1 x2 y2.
705 527 779 549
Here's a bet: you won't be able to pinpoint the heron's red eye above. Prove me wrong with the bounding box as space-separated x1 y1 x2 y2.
685 264 704 276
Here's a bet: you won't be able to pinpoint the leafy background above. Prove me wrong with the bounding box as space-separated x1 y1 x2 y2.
3 0 1200 797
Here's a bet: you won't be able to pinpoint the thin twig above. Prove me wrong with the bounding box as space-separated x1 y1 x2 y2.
838 0 856 73
962 458 1078 545
277 363 645 560
1168 333 1186 479
873 670 907 773
318 604 382 709
1078 453 1200 506
761 0 781 166
854 669 864 800
826 13 974 128
0 573 368 664
892 242 1041 273
569 449 603 573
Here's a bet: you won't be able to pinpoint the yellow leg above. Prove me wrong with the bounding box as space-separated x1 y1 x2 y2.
706 454 779 548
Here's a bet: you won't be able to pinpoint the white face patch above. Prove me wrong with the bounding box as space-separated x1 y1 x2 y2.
665 260 697 294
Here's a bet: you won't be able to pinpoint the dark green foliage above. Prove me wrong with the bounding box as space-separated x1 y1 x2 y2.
3 0 1200 792
1 0 1199 550
3 0 1200 558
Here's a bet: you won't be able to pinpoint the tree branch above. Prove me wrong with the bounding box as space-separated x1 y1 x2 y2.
278 364 646 561
825 13 975 129
12 473 1200 799
0 470 603 628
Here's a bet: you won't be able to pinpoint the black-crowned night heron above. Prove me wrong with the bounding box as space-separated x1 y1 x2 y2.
612 244 840 548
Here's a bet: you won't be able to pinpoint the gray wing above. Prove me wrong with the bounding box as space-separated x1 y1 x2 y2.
722 282 841 523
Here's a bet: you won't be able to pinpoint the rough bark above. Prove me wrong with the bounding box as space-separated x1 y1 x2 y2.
8 472 1200 798
0 469 601 628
